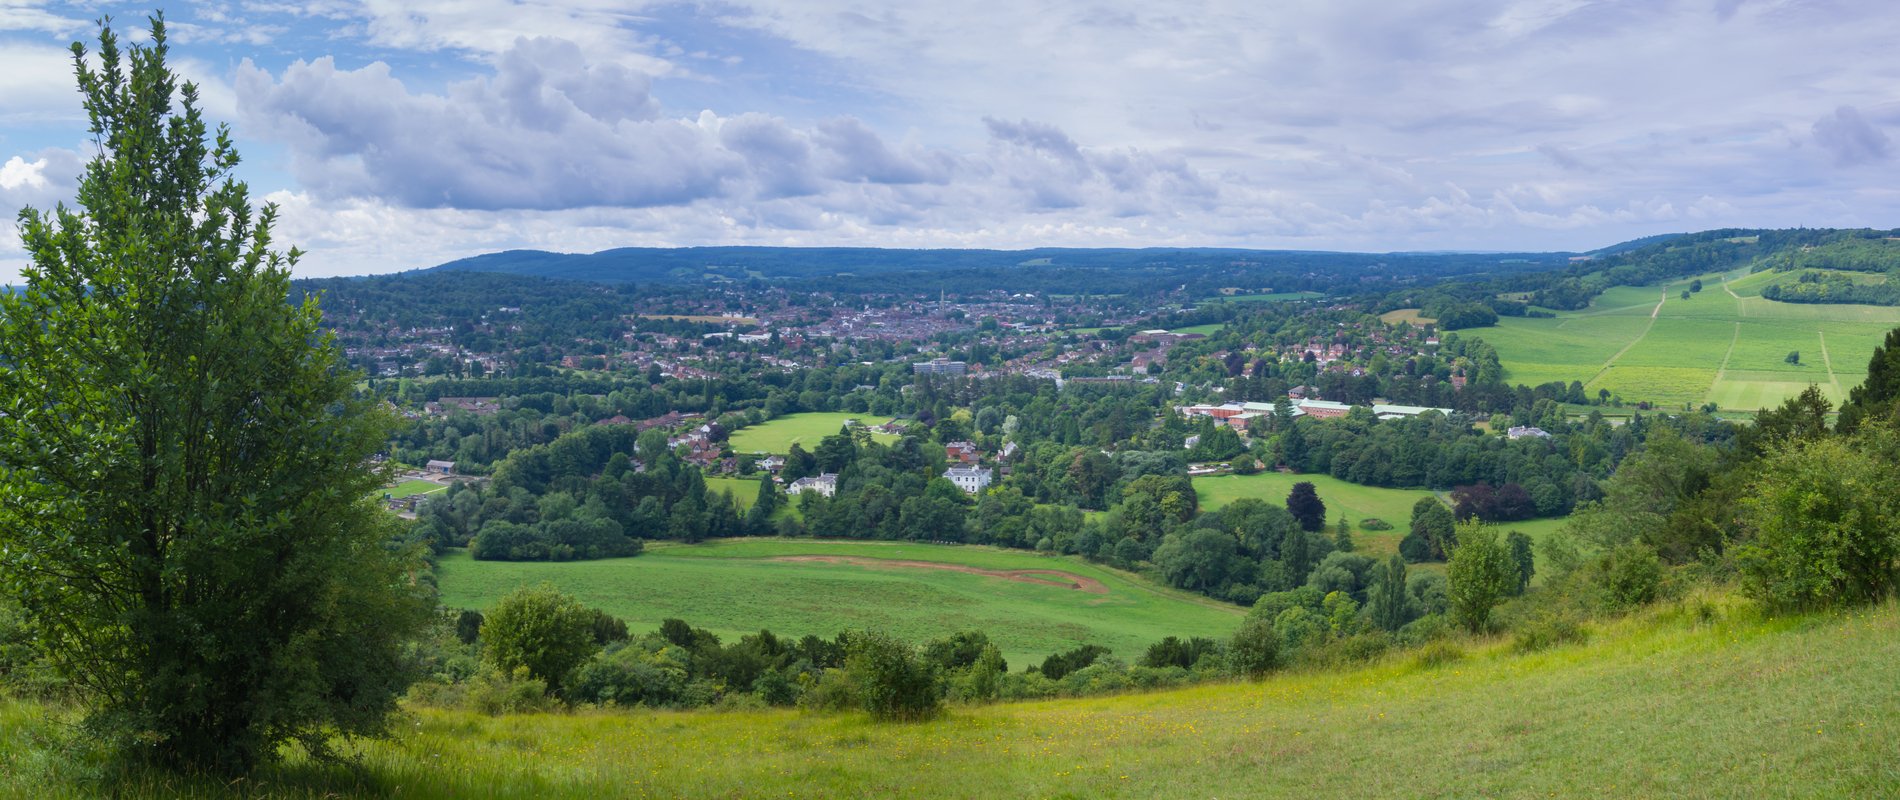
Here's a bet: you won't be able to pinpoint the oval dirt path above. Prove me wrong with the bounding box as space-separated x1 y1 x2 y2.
766 555 1110 594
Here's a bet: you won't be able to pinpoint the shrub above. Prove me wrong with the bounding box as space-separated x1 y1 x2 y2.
1359 518 1394 531
1596 541 1664 611
1510 613 1590 654
468 667 559 715
565 641 690 708
1736 436 1900 610
1397 613 1453 647
480 584 602 695
1409 639 1465 669
844 631 942 721
1228 617 1281 678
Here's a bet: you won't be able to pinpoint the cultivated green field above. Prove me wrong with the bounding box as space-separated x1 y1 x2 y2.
12 597 1895 798
1477 269 1900 409
382 479 448 499
435 539 1242 666
728 413 898 454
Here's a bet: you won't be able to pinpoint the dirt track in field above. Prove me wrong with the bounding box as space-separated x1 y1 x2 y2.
767 556 1110 594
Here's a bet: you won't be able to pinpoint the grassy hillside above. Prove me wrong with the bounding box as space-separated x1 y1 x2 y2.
435 539 1243 666
1479 268 1899 408
9 596 1895 798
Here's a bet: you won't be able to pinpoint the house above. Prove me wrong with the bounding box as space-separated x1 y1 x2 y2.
787 473 839 497
1508 425 1552 440
425 460 456 476
999 441 1019 462
758 455 786 473
945 441 979 465
1184 434 1201 450
943 466 993 494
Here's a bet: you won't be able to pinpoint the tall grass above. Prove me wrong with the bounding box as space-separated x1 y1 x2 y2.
3 595 1894 798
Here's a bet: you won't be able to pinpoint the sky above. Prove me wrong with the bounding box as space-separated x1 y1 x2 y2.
2 1 1899 281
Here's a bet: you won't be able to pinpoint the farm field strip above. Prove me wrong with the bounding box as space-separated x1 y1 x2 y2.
1483 275 1900 409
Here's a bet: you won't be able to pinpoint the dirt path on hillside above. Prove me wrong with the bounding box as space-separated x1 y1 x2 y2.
1705 322 1741 405
1584 289 1668 389
767 556 1110 594
1818 330 1844 397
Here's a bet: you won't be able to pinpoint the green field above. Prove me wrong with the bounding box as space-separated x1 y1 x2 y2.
1171 323 1225 336
382 479 448 499
1195 472 1432 555
1194 472 1567 574
1206 291 1324 303
13 597 1895 798
728 413 898 454
435 539 1243 666
1477 269 1900 409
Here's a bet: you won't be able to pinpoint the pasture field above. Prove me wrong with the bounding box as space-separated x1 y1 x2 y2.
702 476 765 510
1194 473 1432 557
382 479 448 499
1377 308 1436 326
1171 323 1225 336
434 539 1242 666
728 412 898 454
1477 269 1900 409
11 597 1895 798
1195 472 1569 574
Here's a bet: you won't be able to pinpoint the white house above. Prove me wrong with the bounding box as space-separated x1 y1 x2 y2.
943 466 993 494
787 473 839 497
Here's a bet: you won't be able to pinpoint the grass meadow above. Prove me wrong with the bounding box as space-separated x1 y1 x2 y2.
6 596 1894 798
434 539 1243 666
1194 472 1569 576
1477 269 1900 409
383 479 449 499
727 412 898 454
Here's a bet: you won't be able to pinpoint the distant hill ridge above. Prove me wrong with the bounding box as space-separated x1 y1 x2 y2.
419 245 1575 284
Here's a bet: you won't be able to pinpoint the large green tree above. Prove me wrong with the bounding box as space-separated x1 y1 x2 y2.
0 18 428 773
1446 521 1516 632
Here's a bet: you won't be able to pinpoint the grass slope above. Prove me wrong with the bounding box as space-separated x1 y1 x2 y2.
11 598 1896 798
1479 270 1900 409
435 539 1242 666
728 413 898 454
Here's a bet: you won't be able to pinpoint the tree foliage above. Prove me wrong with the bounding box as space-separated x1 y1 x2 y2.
480 584 602 694
0 17 427 774
1445 521 1515 632
1286 481 1327 532
1737 435 1900 610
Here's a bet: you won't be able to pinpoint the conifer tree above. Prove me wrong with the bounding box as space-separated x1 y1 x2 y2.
0 17 427 773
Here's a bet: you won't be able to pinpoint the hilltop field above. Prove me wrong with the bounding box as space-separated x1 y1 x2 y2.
1476 268 1900 409
435 539 1243 666
7 595 1893 798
